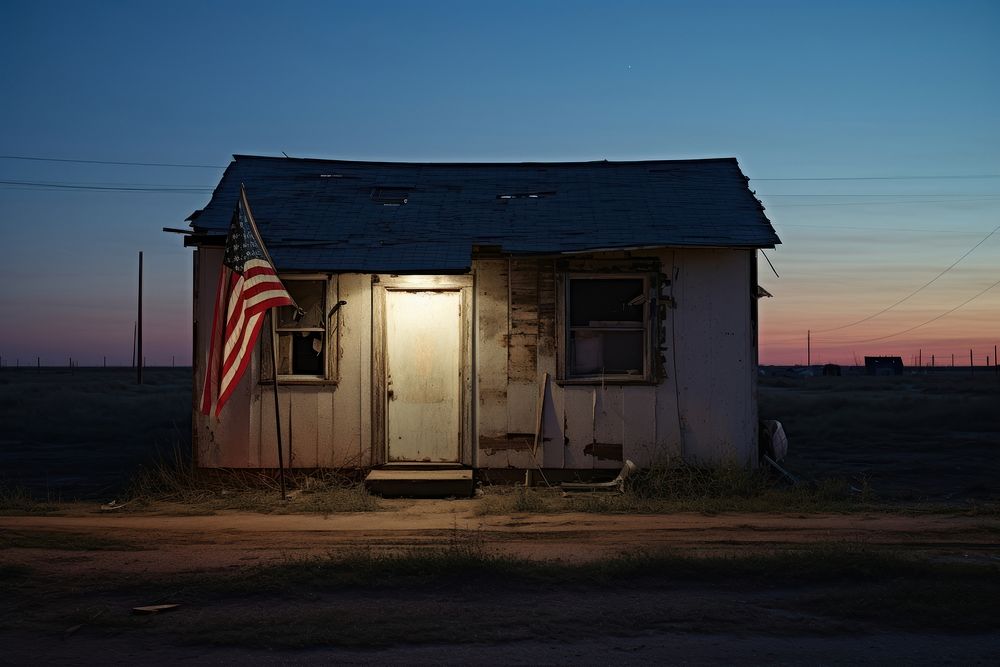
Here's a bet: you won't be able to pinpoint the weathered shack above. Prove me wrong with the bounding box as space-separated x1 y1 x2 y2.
183 156 780 479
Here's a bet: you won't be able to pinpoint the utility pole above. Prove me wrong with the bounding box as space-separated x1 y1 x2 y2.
807 330 811 367
970 348 974 376
137 251 143 385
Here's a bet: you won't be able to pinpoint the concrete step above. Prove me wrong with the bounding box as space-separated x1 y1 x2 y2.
365 468 474 498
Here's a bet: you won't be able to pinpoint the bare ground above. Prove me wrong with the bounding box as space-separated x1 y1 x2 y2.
3 500 1000 572
3 501 1000 664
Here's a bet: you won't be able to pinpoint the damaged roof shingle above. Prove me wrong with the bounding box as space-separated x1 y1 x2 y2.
187 155 780 272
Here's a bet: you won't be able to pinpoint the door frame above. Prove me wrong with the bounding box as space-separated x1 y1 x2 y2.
371 274 474 466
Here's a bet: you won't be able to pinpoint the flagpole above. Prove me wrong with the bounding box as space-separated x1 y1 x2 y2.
269 310 287 500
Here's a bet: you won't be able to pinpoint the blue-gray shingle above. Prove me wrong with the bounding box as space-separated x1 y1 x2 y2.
188 155 780 272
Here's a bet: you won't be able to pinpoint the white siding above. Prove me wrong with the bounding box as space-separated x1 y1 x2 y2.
193 247 758 470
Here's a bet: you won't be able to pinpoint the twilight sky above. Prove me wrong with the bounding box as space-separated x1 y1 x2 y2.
1 0 997 366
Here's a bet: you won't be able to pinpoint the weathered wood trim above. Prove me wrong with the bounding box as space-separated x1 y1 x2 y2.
460 284 474 466
474 259 510 467
358 276 373 467
371 278 387 466
372 275 474 467
556 270 658 384
379 274 473 289
328 275 340 382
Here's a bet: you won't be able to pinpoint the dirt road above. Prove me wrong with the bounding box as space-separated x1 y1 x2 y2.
4 500 999 575
3 502 1000 665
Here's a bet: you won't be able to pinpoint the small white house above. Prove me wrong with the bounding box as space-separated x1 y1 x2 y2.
183 156 780 481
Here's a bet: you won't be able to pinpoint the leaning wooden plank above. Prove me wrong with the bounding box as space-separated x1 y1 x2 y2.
532 372 549 457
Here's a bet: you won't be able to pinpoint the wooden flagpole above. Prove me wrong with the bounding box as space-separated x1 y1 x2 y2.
240 184 293 502
269 310 287 500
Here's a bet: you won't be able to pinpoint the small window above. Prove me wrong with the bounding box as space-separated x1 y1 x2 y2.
273 278 327 378
566 276 650 380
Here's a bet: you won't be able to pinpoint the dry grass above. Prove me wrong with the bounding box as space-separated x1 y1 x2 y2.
760 373 1000 500
122 446 378 514
476 462 894 515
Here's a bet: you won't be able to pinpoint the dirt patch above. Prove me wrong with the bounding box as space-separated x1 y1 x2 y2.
1 504 999 664
2 502 999 576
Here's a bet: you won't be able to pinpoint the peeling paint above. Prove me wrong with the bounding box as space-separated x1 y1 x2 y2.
479 432 535 452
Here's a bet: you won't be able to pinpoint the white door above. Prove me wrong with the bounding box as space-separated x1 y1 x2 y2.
385 290 462 462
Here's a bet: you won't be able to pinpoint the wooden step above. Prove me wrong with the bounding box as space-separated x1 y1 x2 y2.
365 469 474 498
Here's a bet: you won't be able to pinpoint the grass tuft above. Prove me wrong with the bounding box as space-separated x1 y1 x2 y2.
123 446 378 514
477 461 888 515
0 482 61 515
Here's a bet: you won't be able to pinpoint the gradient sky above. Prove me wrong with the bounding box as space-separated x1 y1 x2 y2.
1 0 997 366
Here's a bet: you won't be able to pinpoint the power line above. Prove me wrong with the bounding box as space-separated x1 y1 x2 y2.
766 198 1000 208
2 154 999 181
0 154 226 169
0 179 214 193
760 193 1000 197
812 224 1000 333
819 276 1000 345
754 174 1000 181
777 223 992 234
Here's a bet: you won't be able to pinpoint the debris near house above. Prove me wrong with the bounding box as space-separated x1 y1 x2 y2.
131 604 181 615
561 460 637 494
759 419 797 485
759 420 788 462
99 499 132 512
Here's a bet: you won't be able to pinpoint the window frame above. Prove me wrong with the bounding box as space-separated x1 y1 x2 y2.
558 272 656 384
260 273 339 384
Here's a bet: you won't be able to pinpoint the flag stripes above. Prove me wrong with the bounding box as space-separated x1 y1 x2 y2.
200 187 295 417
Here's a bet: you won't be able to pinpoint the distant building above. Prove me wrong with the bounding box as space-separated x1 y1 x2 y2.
822 363 841 376
865 356 904 376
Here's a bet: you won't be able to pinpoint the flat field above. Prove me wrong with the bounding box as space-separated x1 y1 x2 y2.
0 367 191 498
759 371 1000 500
2 367 998 501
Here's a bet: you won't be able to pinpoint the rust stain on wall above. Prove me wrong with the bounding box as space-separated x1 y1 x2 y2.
583 442 624 461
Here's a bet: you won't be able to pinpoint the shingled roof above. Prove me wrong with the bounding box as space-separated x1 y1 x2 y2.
187 155 780 272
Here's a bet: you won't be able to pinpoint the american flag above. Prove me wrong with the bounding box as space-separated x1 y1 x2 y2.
200 185 295 416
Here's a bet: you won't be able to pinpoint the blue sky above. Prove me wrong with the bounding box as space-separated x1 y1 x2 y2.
1 0 998 365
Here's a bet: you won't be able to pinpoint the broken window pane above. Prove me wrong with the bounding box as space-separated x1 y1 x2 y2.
569 330 644 375
569 279 644 326
291 332 324 375
271 278 328 378
567 277 647 379
278 280 325 329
